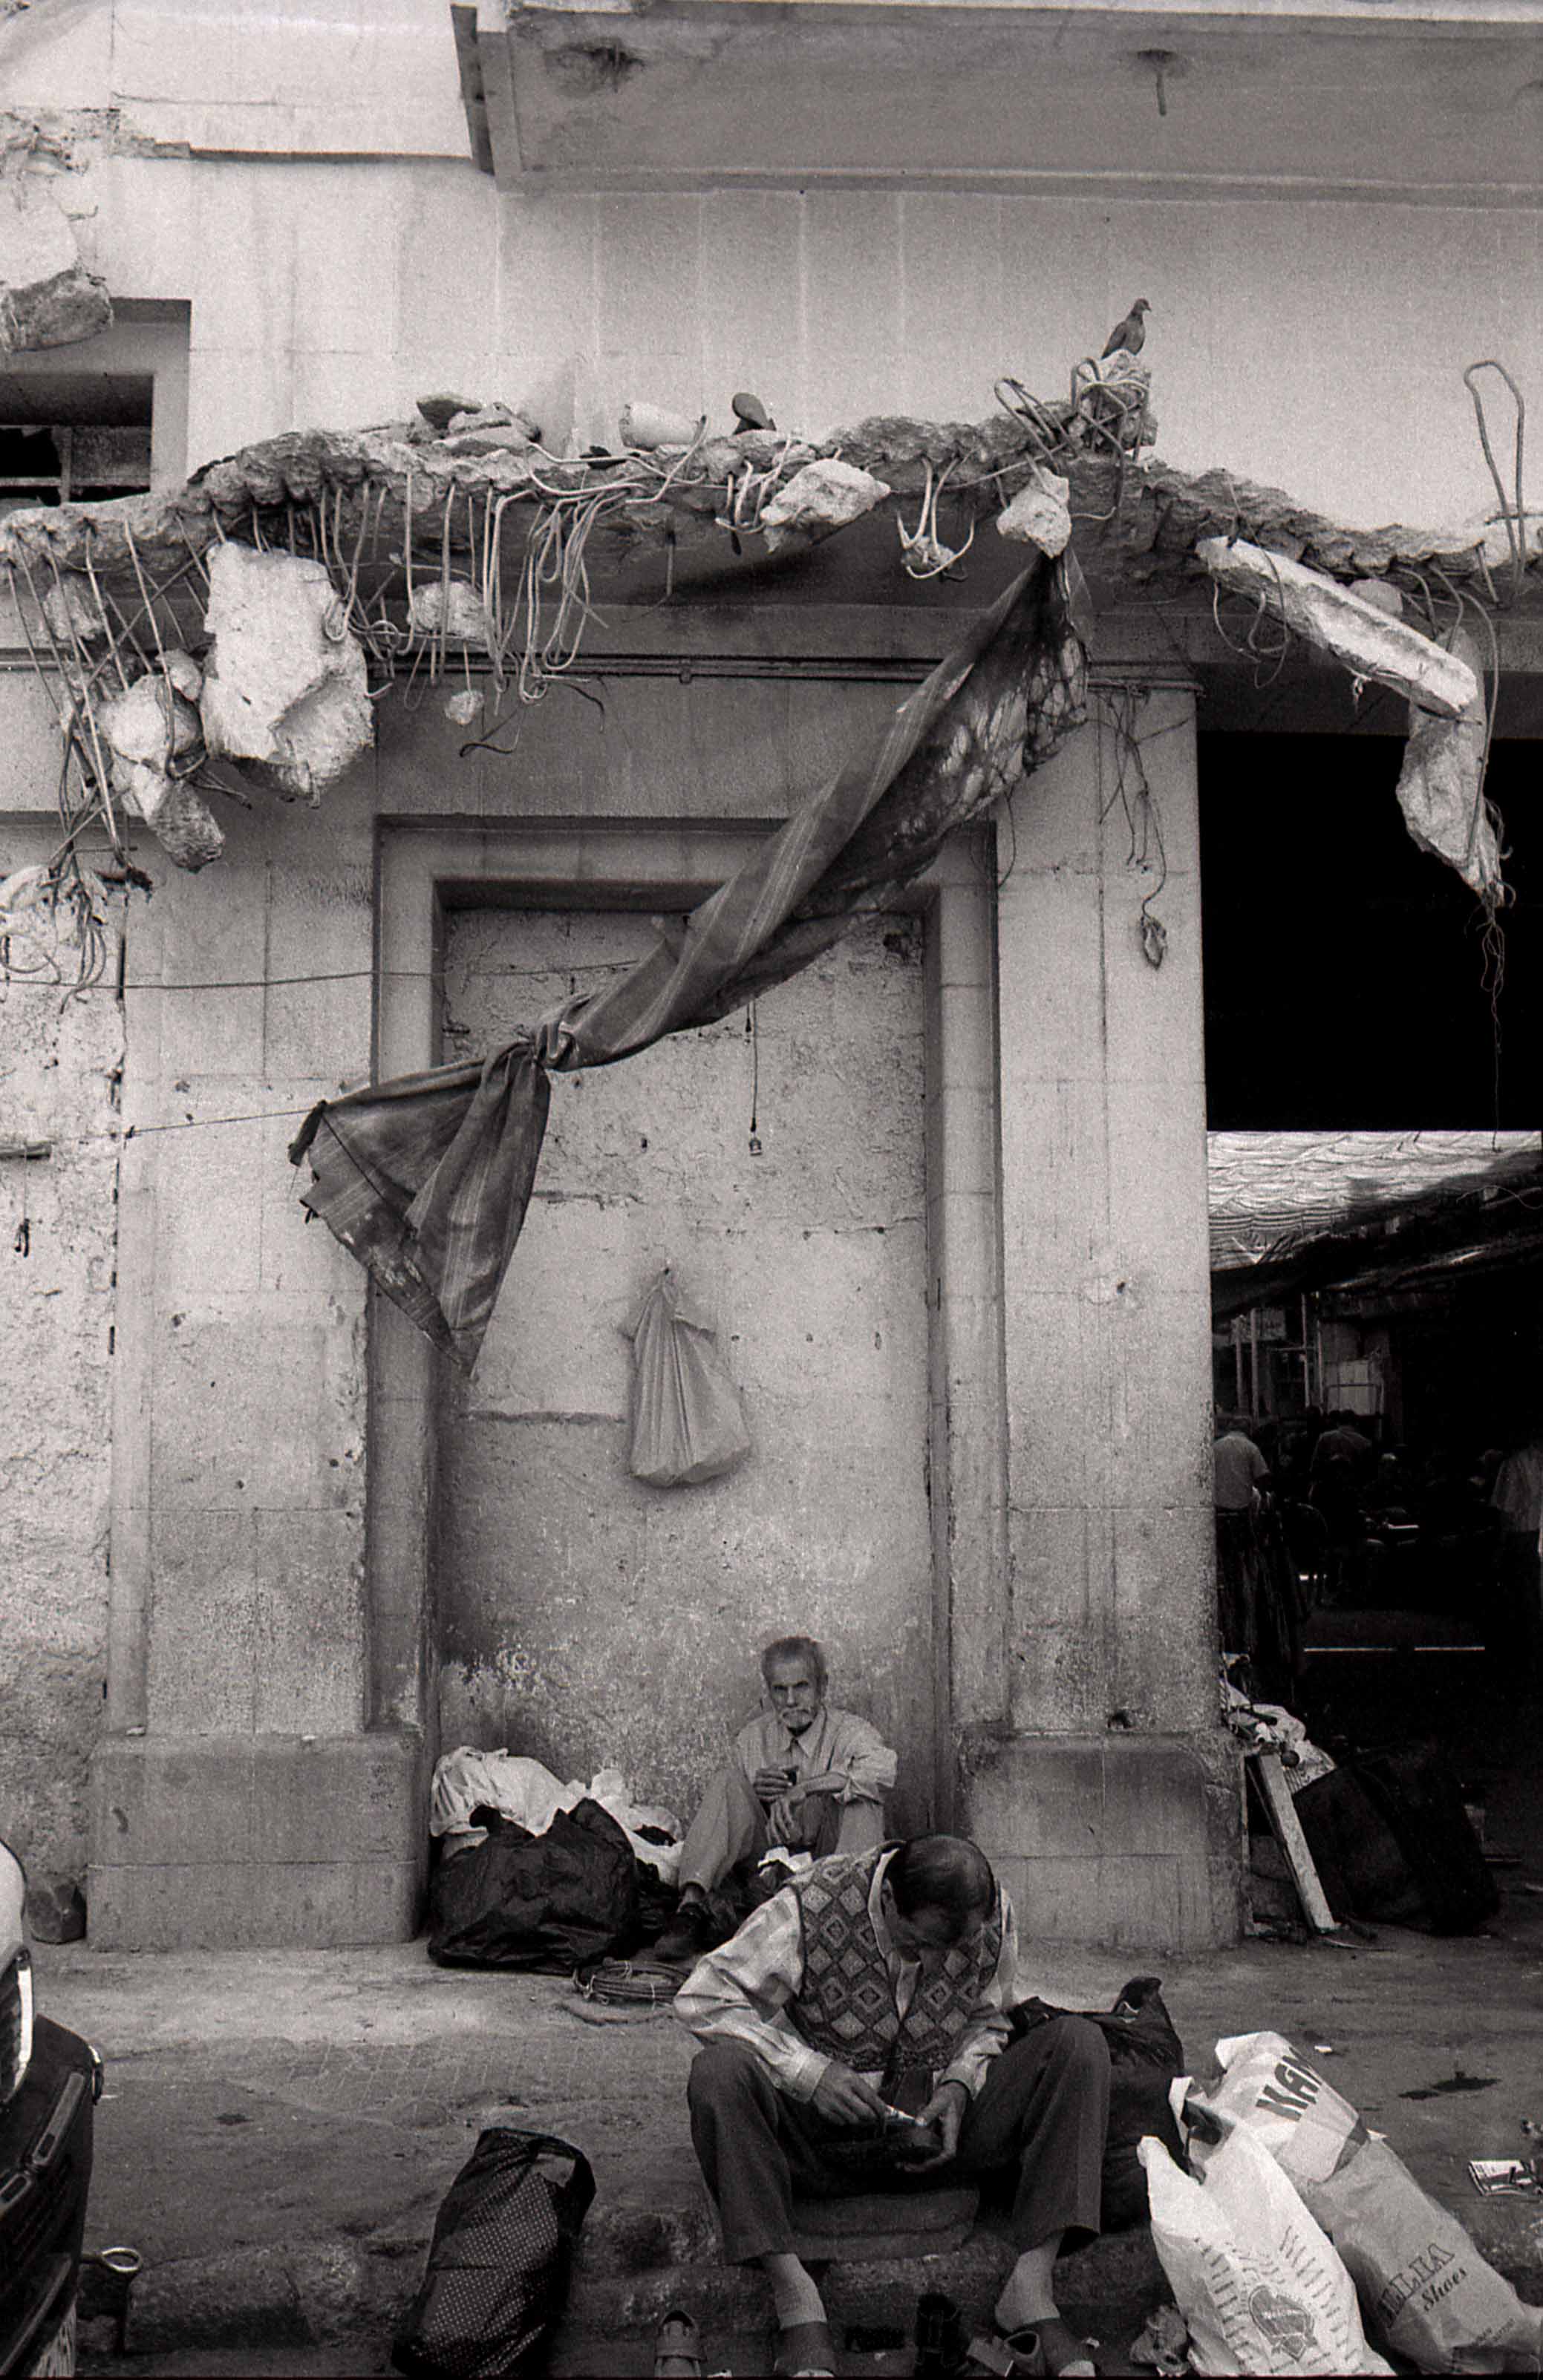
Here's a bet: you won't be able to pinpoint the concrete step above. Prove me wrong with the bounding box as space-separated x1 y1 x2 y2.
555 2191 1165 2351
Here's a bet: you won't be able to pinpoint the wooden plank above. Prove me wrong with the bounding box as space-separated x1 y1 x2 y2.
475 0 525 189
1251 1749 1337 1935
449 4 495 177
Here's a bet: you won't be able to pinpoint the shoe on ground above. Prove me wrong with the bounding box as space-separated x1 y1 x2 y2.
653 1896 717 1964
655 2306 705 2379
914 2290 968 2375
1021 2315 1095 2377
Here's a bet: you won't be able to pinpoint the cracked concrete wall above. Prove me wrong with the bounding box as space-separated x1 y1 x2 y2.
116 788 374 1745
0 832 120 1883
437 904 933 1833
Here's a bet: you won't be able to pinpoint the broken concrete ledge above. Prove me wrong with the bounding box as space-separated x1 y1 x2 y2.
2 413 1531 624
1195 534 1481 718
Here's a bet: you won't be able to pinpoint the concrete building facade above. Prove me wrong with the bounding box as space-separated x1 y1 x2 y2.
1 0 1539 1951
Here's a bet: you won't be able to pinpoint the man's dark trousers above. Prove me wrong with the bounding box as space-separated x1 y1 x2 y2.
688 2018 1112 2263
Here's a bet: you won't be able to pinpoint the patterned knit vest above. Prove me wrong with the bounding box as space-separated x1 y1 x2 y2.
788 1848 1005 2091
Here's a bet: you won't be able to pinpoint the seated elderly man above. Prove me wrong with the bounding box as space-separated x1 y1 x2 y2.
676 1833 1109 2380
653 1635 896 1967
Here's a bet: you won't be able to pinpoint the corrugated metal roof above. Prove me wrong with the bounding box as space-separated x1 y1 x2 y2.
1209 1131 1542 1269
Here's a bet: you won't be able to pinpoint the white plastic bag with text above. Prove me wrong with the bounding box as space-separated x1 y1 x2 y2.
1140 2126 1391 2376
1207 2033 1543 2374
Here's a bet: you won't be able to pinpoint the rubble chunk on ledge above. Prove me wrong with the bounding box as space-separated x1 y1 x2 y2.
1195 536 1482 717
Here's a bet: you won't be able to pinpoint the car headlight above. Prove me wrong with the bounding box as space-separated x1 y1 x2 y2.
1 1944 34 2106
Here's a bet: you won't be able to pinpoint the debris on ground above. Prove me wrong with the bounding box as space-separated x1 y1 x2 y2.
1129 2302 1189 2377
1469 2160 1543 2197
1400 2069 1499 2099
25 1870 86 1943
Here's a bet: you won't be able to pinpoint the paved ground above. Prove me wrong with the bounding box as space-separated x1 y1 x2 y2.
47 1678 1543 2376
52 1896 1543 2375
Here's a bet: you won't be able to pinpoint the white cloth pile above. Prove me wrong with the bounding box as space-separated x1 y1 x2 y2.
431 1747 682 1883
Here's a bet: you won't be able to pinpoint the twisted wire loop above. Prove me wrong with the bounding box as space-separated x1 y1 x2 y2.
1095 684 1170 967
1462 361 1527 609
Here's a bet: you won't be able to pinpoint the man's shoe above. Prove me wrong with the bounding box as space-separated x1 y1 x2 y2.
1015 2317 1094 2378
653 1897 717 1964
655 2307 705 2378
914 2291 968 2376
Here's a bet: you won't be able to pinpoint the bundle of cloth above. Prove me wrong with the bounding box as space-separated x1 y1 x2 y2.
431 1746 682 1883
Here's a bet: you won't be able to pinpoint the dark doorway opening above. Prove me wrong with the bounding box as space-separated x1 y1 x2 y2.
1199 728 1543 1927
1201 732 1538 1131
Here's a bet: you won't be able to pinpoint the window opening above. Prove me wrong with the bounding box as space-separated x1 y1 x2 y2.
0 373 154 519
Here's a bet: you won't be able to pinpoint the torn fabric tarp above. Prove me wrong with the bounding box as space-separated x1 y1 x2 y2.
290 555 1087 1367
288 1041 550 1368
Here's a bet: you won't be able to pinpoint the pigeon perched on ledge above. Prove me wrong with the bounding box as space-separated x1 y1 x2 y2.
1102 298 1151 358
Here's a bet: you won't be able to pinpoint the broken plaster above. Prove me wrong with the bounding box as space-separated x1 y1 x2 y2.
1195 535 1481 719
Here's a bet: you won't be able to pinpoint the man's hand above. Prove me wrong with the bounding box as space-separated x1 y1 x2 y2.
768 1787 809 1845
753 1765 795 1804
900 2079 969 2168
809 2061 890 2128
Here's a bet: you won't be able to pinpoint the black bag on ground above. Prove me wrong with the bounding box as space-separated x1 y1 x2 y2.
1008 1975 1184 2232
428 1797 641 1971
1292 1765 1426 1927
1294 1750 1498 1933
391 2128 594 2379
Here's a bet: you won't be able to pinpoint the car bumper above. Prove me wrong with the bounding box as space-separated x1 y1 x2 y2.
0 2018 97 2379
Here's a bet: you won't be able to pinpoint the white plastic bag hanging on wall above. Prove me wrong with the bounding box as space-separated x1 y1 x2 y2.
622 1269 751 1488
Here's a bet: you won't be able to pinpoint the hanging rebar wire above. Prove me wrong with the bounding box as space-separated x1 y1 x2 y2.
1462 360 1527 609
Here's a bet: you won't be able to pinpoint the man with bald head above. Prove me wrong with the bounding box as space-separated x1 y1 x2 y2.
676 1834 1109 2379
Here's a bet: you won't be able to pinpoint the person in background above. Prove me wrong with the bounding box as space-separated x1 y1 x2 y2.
676 1834 1109 2380
1213 1413 1269 1658
1214 1413 1306 1697
653 1635 896 1965
1489 1431 1543 1690
1311 1408 1374 1487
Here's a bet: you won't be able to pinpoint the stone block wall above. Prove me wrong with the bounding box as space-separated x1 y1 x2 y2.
0 817 122 1882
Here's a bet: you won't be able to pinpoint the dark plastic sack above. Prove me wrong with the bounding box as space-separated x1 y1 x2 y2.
1010 1975 1185 2232
1350 1747 1498 1933
391 2128 594 2379
1292 1766 1426 1928
1295 1751 1498 1933
428 1798 641 1971
623 1269 751 1487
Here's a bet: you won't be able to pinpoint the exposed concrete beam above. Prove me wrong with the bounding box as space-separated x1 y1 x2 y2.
472 0 1543 192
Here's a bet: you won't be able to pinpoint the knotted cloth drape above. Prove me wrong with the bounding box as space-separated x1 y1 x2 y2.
289 555 1088 1367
